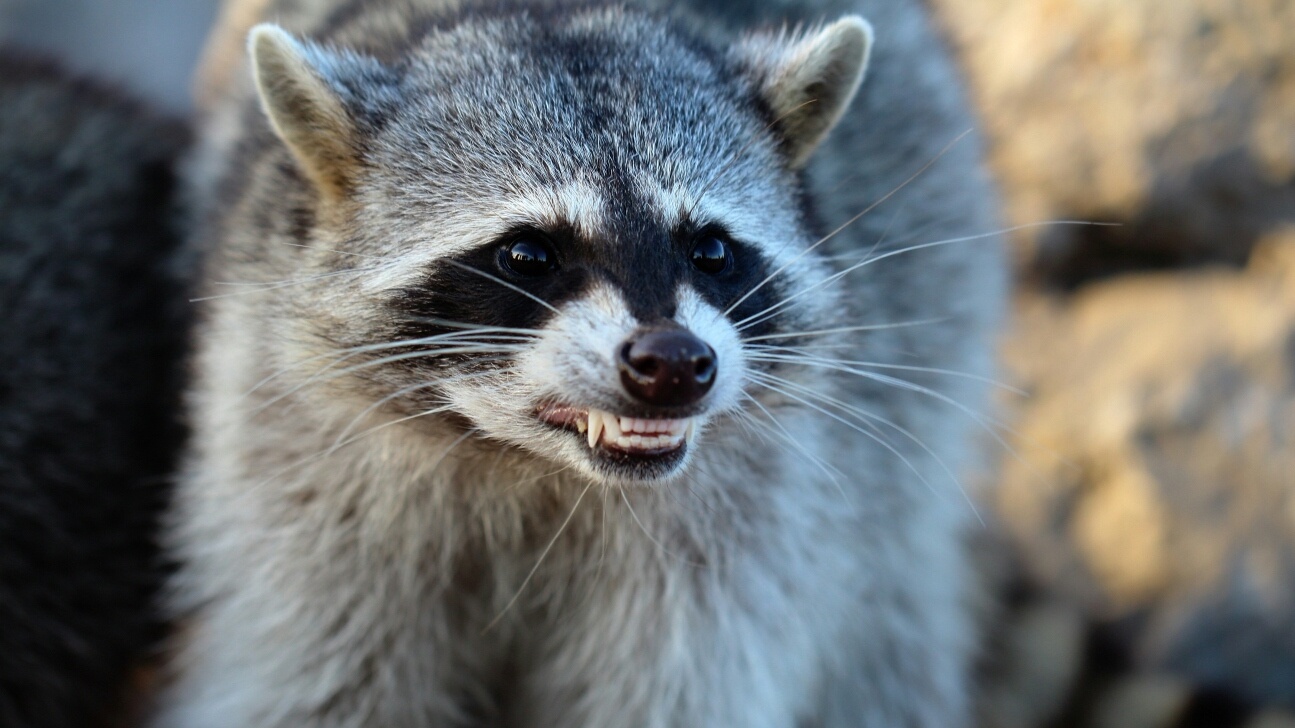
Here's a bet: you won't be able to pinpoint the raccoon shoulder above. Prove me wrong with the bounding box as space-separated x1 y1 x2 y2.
0 50 192 728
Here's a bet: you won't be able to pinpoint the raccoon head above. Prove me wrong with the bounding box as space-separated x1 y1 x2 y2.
246 8 871 485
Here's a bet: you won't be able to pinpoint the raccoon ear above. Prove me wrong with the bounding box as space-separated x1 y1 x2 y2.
733 17 873 169
249 24 361 201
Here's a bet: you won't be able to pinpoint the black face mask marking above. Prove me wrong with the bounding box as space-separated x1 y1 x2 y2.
384 208 783 373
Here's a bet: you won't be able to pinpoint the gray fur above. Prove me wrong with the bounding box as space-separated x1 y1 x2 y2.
158 1 1006 726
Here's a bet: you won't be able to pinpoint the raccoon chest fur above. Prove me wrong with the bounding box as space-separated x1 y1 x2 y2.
157 0 1006 726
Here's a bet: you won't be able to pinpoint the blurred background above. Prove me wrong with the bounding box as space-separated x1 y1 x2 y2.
0 0 217 111
927 3 1295 725
2 0 1293 726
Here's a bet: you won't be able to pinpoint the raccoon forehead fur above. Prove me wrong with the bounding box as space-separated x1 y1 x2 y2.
247 7 859 276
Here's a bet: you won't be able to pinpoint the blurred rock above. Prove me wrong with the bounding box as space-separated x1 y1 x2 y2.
994 228 1295 708
929 0 1295 288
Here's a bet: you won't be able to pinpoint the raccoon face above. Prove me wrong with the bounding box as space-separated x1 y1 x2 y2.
396 227 767 483
247 10 871 483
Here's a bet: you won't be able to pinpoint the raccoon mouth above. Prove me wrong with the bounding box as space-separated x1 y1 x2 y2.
537 404 694 456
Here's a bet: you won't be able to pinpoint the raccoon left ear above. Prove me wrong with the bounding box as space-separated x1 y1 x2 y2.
249 24 364 202
733 17 873 169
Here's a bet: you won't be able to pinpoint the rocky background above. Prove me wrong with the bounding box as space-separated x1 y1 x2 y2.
2 0 1293 725
927 0 1295 725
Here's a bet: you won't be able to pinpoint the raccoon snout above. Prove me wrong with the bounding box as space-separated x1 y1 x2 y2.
616 329 717 408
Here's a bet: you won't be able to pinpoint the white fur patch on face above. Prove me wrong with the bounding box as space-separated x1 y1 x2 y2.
446 282 750 483
520 282 638 408
521 282 748 416
358 180 609 294
513 282 748 419
634 176 810 274
673 285 747 416
503 182 609 238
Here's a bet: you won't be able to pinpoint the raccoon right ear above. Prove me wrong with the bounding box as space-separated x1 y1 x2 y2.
733 17 873 169
249 24 361 201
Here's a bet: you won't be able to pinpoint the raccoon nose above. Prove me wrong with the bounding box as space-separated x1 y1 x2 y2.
617 329 717 407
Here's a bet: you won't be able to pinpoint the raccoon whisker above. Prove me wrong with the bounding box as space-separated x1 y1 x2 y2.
327 370 500 452
253 347 523 414
658 483 710 532
340 328 535 354
501 463 578 495
746 349 1026 395
734 392 847 491
246 403 461 496
422 425 479 475
593 483 610 585
837 219 1117 270
207 265 389 287
399 317 541 337
740 388 849 484
268 403 479 498
746 376 937 505
758 354 1018 439
748 369 896 428
746 373 938 498
315 345 524 383
749 352 987 426
727 405 768 443
721 130 973 322
750 341 856 353
663 479 725 531
748 371 981 522
280 242 400 261
616 486 707 568
739 319 949 343
242 329 531 397
754 354 1026 465
735 220 1115 333
441 259 559 314
324 330 533 358
481 438 515 492
321 405 473 470
681 482 719 518
191 266 386 301
816 206 986 263
483 480 594 634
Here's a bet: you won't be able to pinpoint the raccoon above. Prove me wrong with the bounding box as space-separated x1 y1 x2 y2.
157 0 1006 725
0 51 190 728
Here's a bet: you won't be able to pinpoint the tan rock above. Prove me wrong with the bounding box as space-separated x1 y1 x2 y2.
992 229 1295 706
929 0 1295 287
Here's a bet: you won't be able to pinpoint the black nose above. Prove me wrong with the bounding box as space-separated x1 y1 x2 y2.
617 328 717 408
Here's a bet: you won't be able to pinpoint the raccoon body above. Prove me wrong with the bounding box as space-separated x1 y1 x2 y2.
158 0 1006 726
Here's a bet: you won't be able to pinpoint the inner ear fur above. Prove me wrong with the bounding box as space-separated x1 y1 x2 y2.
733 17 874 169
249 24 360 201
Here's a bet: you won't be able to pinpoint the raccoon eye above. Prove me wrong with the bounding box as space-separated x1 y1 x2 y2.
690 234 731 275
500 238 558 277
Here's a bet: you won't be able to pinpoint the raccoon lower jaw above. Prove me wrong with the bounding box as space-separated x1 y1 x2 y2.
536 403 695 458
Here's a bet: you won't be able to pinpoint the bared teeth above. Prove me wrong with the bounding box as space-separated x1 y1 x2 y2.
604 413 622 440
583 409 692 452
